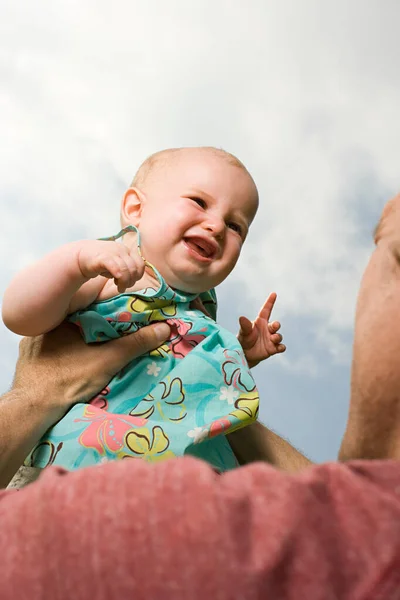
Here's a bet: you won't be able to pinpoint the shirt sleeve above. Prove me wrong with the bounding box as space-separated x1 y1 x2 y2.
1 457 399 599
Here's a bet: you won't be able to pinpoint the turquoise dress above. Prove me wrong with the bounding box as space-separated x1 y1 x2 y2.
26 228 259 472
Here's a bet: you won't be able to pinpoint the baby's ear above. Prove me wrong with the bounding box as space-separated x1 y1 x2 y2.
120 187 146 226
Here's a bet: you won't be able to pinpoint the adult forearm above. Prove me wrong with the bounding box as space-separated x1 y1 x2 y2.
0 390 59 487
339 238 400 461
228 421 312 472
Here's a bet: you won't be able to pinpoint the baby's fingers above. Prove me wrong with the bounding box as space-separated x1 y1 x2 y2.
238 316 253 336
99 255 126 281
113 247 145 292
130 248 146 281
120 253 144 290
115 262 138 293
110 256 133 292
268 320 281 333
238 316 257 350
270 332 283 345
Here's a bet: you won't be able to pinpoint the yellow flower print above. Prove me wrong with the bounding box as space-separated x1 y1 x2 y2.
124 425 175 463
128 297 177 323
229 391 259 429
149 343 171 358
151 305 177 320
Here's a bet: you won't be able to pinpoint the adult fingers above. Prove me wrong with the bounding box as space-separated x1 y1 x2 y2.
101 322 170 374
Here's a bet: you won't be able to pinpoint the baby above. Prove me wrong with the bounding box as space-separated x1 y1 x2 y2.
3 147 285 473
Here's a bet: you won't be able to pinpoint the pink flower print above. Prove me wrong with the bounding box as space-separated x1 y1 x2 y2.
89 386 110 410
165 319 206 358
117 311 132 322
75 405 148 457
209 417 232 438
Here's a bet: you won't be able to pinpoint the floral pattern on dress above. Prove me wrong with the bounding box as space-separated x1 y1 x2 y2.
124 425 175 462
74 405 148 457
26 226 259 473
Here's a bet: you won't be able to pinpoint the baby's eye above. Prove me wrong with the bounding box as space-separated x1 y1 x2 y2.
190 197 207 209
228 222 242 235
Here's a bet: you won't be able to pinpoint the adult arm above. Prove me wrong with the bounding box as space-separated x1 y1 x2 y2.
0 321 170 488
227 421 312 471
339 193 400 460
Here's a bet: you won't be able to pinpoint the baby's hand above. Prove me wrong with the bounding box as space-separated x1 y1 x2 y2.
77 240 145 293
238 292 286 368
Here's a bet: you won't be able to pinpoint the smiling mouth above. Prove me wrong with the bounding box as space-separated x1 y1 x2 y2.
183 237 218 262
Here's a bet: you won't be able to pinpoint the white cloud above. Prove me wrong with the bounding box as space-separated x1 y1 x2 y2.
1 0 399 381
267 353 320 379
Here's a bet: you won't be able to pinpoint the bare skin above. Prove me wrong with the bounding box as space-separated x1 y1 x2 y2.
339 193 400 461
227 421 312 471
2 192 400 486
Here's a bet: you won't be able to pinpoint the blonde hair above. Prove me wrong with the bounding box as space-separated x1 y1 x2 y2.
130 146 250 189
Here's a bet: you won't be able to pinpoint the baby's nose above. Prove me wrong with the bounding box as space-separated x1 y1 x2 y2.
203 216 225 237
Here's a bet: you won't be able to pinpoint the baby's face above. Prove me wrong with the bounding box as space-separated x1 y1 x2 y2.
130 150 258 294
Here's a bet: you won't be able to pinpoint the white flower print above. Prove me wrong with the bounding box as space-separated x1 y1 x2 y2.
219 385 239 405
147 361 161 377
187 427 208 444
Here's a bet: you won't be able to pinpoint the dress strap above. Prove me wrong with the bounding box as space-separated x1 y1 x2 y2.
98 226 216 306
98 225 165 290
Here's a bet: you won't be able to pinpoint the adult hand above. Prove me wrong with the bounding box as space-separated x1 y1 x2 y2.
13 321 170 418
0 320 170 487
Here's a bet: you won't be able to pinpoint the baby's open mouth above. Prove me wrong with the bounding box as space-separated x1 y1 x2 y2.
183 237 217 260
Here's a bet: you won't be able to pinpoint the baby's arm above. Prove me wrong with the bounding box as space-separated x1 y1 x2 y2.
238 293 286 368
2 240 145 336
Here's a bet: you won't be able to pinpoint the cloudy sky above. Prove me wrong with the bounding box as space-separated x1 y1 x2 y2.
1 0 399 462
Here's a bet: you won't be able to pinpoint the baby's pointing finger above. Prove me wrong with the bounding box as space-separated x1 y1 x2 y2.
258 292 277 321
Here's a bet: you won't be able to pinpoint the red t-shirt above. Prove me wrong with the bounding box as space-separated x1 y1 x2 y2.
1 457 400 599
